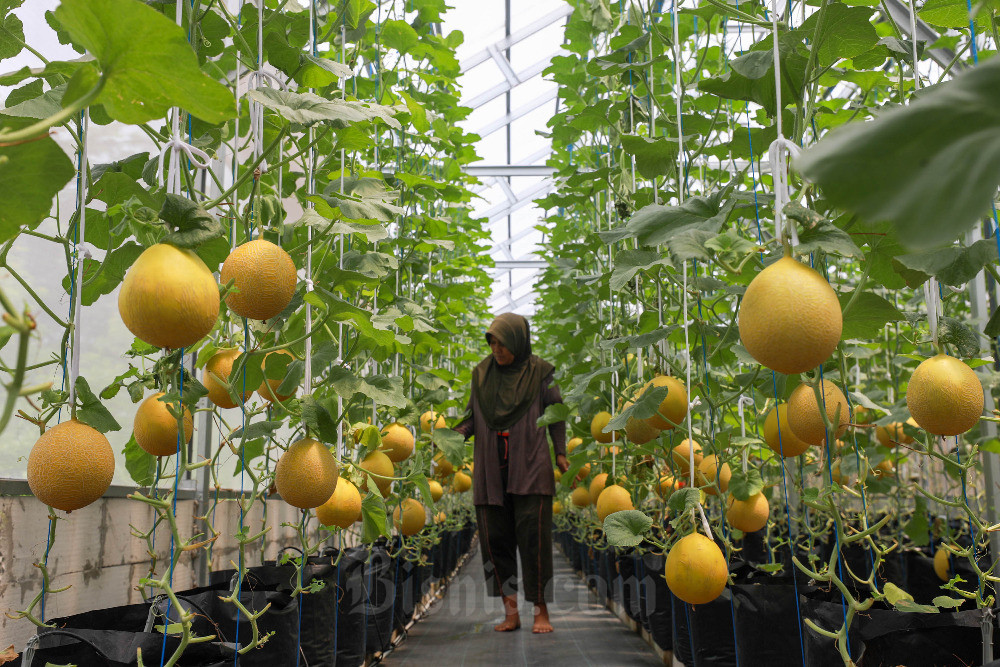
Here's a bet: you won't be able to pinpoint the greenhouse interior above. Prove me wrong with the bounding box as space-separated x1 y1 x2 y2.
1 0 1000 664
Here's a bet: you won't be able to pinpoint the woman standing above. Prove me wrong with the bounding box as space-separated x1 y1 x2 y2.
454 313 569 633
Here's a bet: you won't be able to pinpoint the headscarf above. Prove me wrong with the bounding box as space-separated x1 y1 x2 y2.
471 313 555 431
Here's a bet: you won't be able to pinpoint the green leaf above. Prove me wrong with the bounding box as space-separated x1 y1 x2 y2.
609 249 669 292
668 487 701 515
603 509 653 547
893 599 939 614
620 188 733 247
984 306 1000 338
840 291 904 340
729 467 764 501
299 53 354 87
796 57 1000 250
75 376 121 433
793 219 863 258
248 87 400 129
230 420 283 441
920 0 992 28
361 492 389 542
159 194 224 248
53 0 234 124
431 427 465 466
326 367 407 408
891 239 999 288
537 402 571 428
123 434 155 486
0 136 75 243
411 472 435 507
620 135 679 179
380 19 420 54
883 581 914 605
793 3 880 67
931 595 965 609
0 10 24 60
61 241 144 307
938 316 981 358
316 176 403 222
301 395 339 444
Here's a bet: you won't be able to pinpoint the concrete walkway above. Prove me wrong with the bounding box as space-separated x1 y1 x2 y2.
385 543 664 666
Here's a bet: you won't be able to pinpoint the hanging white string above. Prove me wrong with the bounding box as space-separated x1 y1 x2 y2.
156 131 212 192
737 395 754 473
67 109 90 409
909 0 920 92
924 277 940 345
766 0 801 248
303 0 318 399
335 21 348 460
672 0 685 200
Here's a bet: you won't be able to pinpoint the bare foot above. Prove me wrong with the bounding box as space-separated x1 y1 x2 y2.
532 604 554 634
494 615 521 632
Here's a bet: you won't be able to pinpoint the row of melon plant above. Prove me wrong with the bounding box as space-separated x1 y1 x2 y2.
1 0 490 662
532 0 999 663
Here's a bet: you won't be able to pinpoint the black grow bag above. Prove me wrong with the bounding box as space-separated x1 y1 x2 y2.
641 553 672 651
364 544 395 655
799 589 864 666
671 589 738 667
732 579 810 667
20 601 236 667
616 551 641 623
858 605 987 667
333 546 369 667
165 569 299 667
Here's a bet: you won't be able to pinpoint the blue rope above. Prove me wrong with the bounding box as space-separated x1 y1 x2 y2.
818 365 851 658
160 350 186 666
770 372 808 663
296 511 306 667
234 318 249 665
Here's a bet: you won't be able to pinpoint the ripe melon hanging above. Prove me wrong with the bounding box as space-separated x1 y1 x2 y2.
738 255 842 375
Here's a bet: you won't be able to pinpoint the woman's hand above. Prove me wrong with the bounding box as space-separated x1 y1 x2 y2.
556 454 570 473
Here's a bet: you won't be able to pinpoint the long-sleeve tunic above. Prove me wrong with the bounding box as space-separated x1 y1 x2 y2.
454 375 567 507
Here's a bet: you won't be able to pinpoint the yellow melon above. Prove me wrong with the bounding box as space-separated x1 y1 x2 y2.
274 438 339 509
763 404 811 458
428 479 444 502
697 455 731 496
567 437 583 453
590 411 616 444
316 478 362 529
934 547 950 582
589 472 609 505
907 354 984 436
665 532 728 605
258 349 297 403
738 255 842 374
221 238 297 320
726 493 769 533
553 500 564 515
203 348 252 409
27 420 115 511
571 486 591 507
875 421 915 446
359 450 394 496
787 381 849 446
596 484 633 522
380 423 415 462
420 411 446 433
133 392 193 457
671 438 703 475
118 243 219 349
433 452 454 477
452 471 472 493
642 375 688 430
394 498 427 536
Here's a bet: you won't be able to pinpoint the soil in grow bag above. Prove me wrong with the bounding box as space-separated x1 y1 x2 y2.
335 546 371 667
798 588 865 666
364 543 396 655
163 570 299 667
22 602 237 667
857 603 990 667
671 589 738 667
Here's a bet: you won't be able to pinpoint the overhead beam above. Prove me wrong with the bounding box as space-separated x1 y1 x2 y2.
460 5 573 73
481 179 553 221
474 88 559 138
465 52 561 109
492 260 548 269
465 164 555 177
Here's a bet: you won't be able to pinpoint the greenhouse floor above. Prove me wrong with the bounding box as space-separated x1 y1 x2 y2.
386 545 666 666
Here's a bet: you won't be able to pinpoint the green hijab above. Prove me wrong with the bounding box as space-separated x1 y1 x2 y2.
472 313 555 431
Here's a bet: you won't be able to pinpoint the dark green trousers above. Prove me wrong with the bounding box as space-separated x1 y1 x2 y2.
476 493 553 604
